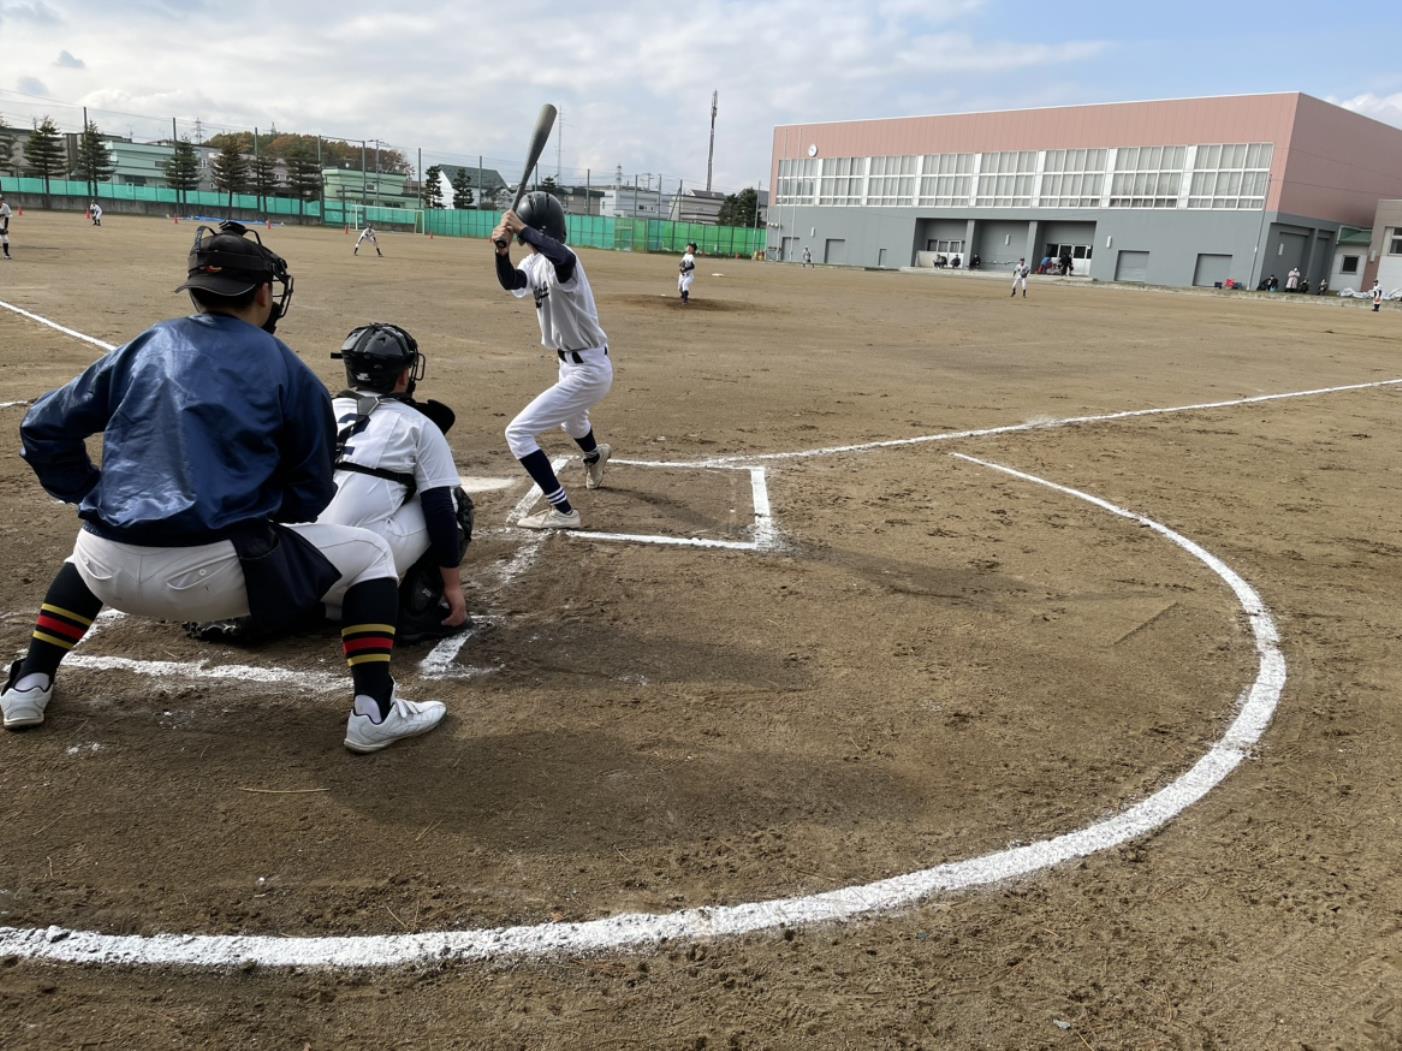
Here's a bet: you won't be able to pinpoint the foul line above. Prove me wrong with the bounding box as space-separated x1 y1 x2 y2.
631 378 1402 467
0 454 1286 968
0 298 117 353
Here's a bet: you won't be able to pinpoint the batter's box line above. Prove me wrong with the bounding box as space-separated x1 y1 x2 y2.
510 458 779 553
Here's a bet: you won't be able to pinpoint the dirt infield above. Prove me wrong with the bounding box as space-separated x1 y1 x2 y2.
0 210 1400 1047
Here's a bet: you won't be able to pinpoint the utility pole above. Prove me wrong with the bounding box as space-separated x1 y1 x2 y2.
706 90 717 192
253 126 260 211
360 139 368 207
556 107 562 181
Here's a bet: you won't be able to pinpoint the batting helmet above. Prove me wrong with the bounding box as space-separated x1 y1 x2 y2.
515 190 567 244
332 323 424 395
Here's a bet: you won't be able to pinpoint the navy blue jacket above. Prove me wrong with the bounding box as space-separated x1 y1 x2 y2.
20 314 337 546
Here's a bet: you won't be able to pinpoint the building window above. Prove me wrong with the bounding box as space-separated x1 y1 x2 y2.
776 158 818 204
866 155 916 206
1108 145 1185 208
1186 142 1272 210
917 153 974 206
1389 234 1402 255
1341 255 1360 273
976 150 1036 207
1040 148 1106 207
817 156 863 205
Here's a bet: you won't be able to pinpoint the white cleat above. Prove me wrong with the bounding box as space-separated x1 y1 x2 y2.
344 692 446 754
585 444 612 490
518 508 582 530
2 662 53 730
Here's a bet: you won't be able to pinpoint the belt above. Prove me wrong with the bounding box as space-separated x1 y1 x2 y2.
557 346 608 365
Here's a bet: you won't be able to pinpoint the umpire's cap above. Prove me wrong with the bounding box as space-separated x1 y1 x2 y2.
516 190 567 243
176 220 288 297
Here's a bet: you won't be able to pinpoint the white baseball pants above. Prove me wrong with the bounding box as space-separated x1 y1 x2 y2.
68 524 396 623
505 347 613 459
678 273 694 295
319 489 430 578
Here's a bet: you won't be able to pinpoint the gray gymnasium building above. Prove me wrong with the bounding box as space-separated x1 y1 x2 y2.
767 93 1402 288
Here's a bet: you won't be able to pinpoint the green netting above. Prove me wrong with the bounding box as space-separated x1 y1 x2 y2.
3 177 767 255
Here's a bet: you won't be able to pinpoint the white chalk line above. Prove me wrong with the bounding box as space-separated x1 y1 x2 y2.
628 377 1402 467
0 298 117 353
0 454 1286 968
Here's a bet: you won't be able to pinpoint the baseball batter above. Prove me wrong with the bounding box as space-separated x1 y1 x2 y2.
492 191 613 530
1011 257 1030 297
678 241 697 303
0 194 11 260
354 222 382 257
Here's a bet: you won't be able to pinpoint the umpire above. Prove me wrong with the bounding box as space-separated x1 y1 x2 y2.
2 222 445 753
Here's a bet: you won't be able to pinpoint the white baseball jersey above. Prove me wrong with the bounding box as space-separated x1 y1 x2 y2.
678 251 696 293
0 202 10 242
90 204 102 219
1014 262 1030 279
320 396 459 533
511 251 608 352
356 226 377 243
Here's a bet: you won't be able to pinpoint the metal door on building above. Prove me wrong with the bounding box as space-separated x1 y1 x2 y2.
1193 253 1232 287
1114 250 1150 283
781 237 800 262
1043 241 1093 276
824 238 847 265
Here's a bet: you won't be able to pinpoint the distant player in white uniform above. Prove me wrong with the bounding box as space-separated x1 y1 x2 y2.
678 241 697 303
1371 280 1384 312
493 191 613 530
88 202 102 227
354 222 382 257
0 195 12 260
801 245 813 268
1011 257 1030 297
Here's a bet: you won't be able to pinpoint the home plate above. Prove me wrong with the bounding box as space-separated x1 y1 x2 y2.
459 475 516 493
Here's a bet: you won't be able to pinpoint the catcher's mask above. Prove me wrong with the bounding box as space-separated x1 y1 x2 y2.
175 220 294 334
515 190 567 244
332 322 425 395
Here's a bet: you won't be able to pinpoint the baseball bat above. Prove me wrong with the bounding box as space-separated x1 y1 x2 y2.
495 103 558 247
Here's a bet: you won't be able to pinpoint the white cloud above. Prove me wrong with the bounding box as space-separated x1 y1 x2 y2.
17 75 50 95
0 1 62 24
55 49 86 69
0 0 1112 189
1331 92 1402 130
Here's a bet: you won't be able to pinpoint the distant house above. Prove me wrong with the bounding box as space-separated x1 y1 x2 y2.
439 163 506 208
669 188 726 224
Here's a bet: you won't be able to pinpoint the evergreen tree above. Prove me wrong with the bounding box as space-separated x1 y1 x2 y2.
23 116 66 202
716 187 759 227
163 139 201 209
0 114 17 191
251 152 280 210
449 167 474 209
285 151 322 221
211 140 249 209
421 165 444 209
74 120 115 199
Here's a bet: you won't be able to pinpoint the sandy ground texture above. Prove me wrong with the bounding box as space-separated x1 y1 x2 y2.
0 211 1400 1047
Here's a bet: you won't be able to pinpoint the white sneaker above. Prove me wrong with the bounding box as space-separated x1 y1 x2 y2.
518 507 582 529
584 444 612 489
344 692 446 754
2 662 53 730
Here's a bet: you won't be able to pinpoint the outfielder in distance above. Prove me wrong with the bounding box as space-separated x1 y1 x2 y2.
0 193 12 260
493 191 613 530
1 222 445 753
354 222 382 257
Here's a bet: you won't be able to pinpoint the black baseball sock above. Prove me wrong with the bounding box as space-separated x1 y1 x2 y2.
575 430 599 461
519 449 573 515
340 577 398 719
20 563 103 681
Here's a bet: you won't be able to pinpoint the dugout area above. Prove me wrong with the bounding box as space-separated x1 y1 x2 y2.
0 211 1399 1047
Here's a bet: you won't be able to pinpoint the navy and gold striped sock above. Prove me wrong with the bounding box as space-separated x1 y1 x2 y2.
341 578 398 717
21 563 102 681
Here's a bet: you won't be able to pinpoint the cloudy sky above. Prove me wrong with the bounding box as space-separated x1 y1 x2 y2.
4 0 1402 192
